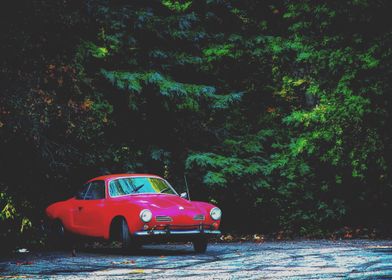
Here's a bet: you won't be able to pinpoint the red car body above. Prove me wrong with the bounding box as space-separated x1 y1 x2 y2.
46 174 221 251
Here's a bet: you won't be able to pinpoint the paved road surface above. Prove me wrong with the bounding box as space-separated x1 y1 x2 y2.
1 240 392 279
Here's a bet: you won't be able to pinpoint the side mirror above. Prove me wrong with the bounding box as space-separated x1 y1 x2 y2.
180 192 188 199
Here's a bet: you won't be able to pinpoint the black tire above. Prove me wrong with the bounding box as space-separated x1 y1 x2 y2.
120 218 132 249
46 220 71 250
119 218 140 251
193 238 208 253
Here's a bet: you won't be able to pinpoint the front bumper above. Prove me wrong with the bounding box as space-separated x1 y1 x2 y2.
134 229 221 236
132 223 221 243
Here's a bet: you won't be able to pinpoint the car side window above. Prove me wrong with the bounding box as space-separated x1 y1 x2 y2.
75 183 90 200
84 181 105 200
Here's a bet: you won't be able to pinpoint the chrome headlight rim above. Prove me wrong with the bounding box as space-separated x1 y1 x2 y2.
139 209 153 223
210 207 222 221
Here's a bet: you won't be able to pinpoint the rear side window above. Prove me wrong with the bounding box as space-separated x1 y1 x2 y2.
75 183 90 200
84 181 106 200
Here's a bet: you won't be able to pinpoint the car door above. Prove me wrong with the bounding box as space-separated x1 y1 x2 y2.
73 180 106 237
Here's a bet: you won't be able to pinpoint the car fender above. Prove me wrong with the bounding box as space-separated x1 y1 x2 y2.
104 202 144 239
191 201 222 226
45 200 74 229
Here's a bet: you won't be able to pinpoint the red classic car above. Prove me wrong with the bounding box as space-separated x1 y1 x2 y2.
46 174 221 253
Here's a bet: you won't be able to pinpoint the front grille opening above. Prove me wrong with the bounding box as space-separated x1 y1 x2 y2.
155 215 173 222
154 224 212 230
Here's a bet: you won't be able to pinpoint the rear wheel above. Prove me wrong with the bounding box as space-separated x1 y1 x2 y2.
193 237 208 253
46 220 71 250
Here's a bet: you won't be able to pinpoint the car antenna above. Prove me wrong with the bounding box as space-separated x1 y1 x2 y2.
184 174 191 200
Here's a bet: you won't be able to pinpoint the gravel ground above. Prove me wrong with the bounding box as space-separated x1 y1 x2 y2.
1 240 392 279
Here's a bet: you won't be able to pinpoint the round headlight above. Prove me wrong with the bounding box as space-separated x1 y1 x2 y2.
210 207 222 221
140 209 152 223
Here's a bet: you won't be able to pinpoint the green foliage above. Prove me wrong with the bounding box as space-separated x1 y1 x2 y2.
203 44 235 62
0 192 17 221
84 41 109 58
101 69 242 111
0 190 32 250
162 0 192 12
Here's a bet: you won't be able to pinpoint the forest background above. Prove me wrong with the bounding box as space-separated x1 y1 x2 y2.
1 0 391 249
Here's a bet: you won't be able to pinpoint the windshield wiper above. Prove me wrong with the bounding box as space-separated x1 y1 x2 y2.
132 184 144 193
158 187 170 193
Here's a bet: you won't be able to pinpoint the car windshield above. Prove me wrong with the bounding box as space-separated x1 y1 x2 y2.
109 177 176 197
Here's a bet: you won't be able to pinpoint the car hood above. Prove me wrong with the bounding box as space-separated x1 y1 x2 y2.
122 194 202 211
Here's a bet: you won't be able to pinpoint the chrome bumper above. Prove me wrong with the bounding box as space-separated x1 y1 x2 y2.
134 229 221 236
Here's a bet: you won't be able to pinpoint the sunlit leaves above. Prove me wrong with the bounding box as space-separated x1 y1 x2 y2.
1 191 31 237
162 0 192 12
203 44 235 62
84 41 109 58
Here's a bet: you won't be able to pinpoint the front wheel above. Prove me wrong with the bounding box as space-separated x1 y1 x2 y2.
193 237 208 253
120 219 140 251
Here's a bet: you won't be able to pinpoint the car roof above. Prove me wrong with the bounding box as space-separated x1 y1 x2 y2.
88 173 163 182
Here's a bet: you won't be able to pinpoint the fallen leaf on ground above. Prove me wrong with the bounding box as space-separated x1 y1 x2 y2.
129 269 145 274
253 234 264 243
15 261 33 266
220 234 234 242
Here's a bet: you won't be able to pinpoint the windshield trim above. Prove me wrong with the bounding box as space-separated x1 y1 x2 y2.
107 176 179 198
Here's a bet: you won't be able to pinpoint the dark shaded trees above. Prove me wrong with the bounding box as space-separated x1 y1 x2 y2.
1 0 391 247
